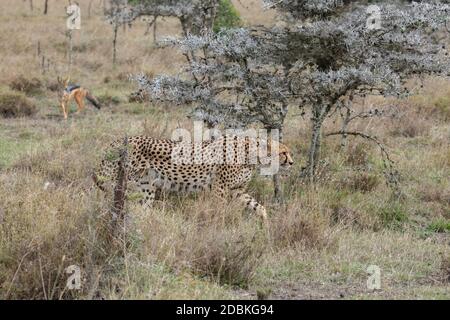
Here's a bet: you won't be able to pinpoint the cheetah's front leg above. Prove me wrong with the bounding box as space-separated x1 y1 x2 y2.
231 188 268 224
137 179 157 208
211 183 267 224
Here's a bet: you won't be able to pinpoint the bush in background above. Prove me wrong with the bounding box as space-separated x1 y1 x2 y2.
9 76 43 95
0 92 37 118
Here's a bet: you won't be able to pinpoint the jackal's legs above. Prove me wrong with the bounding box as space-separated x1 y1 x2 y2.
74 92 85 114
60 99 68 120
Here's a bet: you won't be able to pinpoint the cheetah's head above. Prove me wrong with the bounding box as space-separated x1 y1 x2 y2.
262 139 294 170
278 143 294 169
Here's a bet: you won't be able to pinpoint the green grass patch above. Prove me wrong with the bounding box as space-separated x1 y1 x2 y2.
427 219 450 233
378 202 409 229
0 136 35 168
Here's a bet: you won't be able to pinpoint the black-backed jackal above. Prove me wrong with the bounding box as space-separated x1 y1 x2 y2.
60 77 101 120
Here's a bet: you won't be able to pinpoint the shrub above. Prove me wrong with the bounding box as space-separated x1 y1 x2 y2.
331 205 359 226
340 172 380 193
103 76 112 84
389 116 430 138
427 219 450 233
97 93 121 106
410 89 450 122
0 173 113 299
46 80 62 92
419 185 450 206
345 143 371 168
188 228 264 287
73 43 88 53
129 89 149 103
441 255 450 283
134 197 266 288
9 76 42 95
270 204 328 249
433 93 450 121
0 92 37 118
378 203 408 229
213 0 242 33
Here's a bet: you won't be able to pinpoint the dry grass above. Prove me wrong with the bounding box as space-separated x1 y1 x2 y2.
137 206 265 287
338 172 380 193
0 0 449 300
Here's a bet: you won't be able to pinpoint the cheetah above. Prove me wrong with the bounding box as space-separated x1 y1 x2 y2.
93 135 294 222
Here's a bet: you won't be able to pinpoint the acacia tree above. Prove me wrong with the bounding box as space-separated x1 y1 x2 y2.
125 0 221 35
134 29 291 200
134 0 450 200
266 0 450 184
105 0 129 64
105 0 222 64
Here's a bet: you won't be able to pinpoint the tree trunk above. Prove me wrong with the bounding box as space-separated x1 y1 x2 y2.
41 56 46 74
304 104 329 182
112 26 118 65
307 121 322 182
272 128 284 203
67 30 73 71
273 171 283 203
43 0 48 15
112 137 128 224
153 17 157 43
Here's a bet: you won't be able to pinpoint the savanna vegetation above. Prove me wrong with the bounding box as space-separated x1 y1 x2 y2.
0 0 449 299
